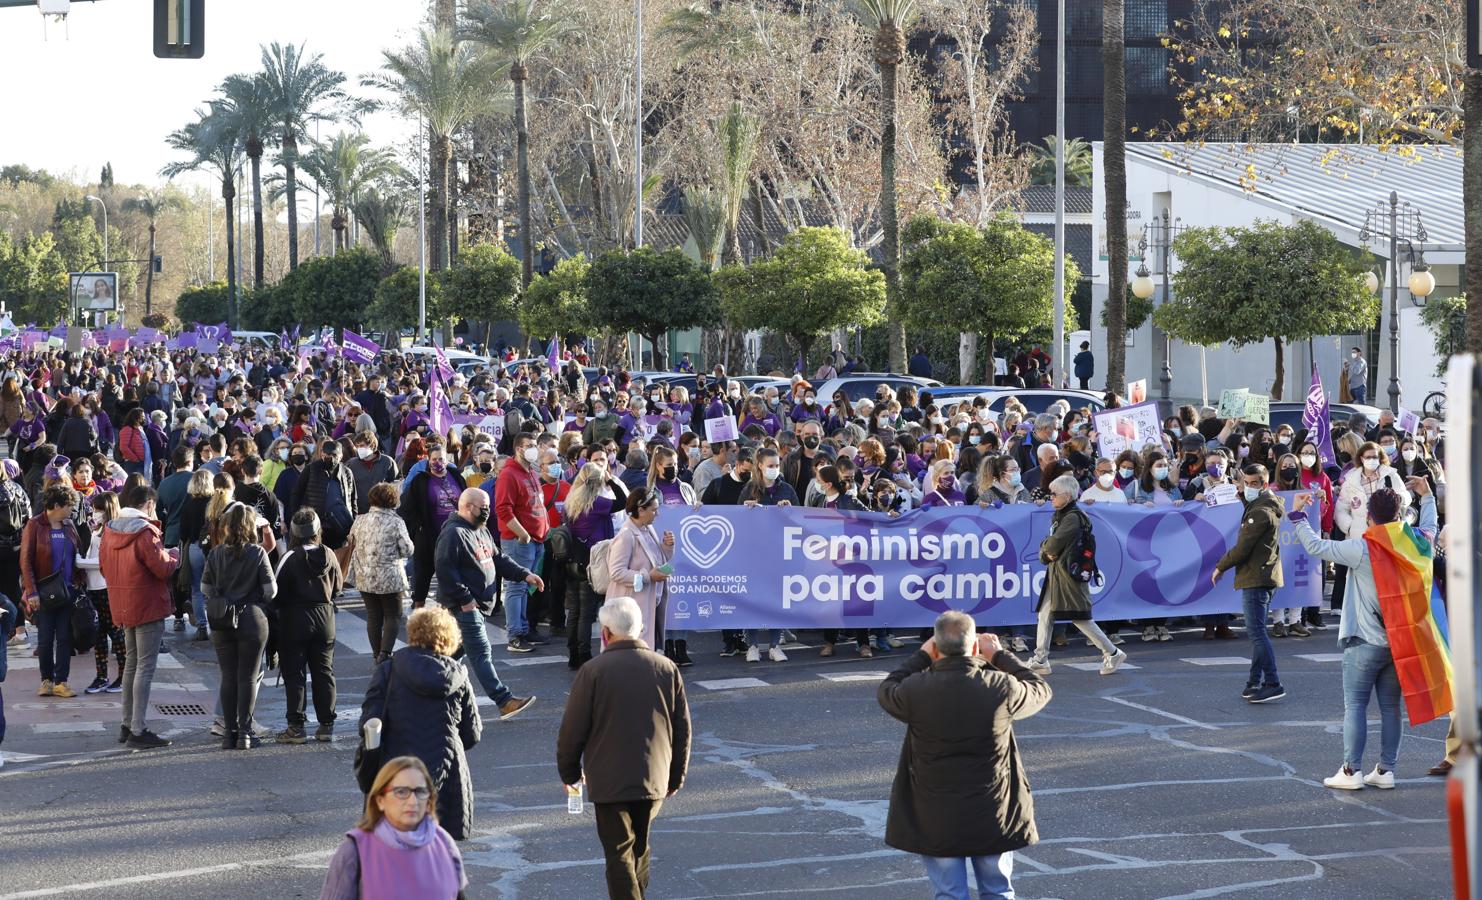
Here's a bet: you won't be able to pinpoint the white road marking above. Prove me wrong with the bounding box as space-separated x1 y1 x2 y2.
7 657 38 670
153 682 209 692
155 652 183 670
816 671 891 683
1177 657 1250 666
1295 653 1345 662
32 721 105 734
332 609 375 656
1102 696 1221 731
0 848 337 899
501 656 565 667
694 677 770 691
1064 661 1143 671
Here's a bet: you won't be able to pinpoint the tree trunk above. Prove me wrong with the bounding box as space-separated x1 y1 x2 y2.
879 50 906 375
433 0 455 31
1271 335 1285 400
648 332 668 371
144 223 156 317
448 155 460 267
248 142 265 290
1101 0 1128 390
283 132 300 272
749 179 770 258
959 332 977 385
1467 70 1482 354
222 178 238 330
982 329 996 384
514 68 534 288
430 132 450 272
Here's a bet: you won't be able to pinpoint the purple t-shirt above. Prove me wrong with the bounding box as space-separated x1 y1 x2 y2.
656 480 685 506
427 471 463 530
49 527 74 582
568 495 616 547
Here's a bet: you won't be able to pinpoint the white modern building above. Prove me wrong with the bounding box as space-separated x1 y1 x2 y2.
1088 142 1461 410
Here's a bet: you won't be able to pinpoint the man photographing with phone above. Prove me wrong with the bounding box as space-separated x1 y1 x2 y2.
877 611 1052 899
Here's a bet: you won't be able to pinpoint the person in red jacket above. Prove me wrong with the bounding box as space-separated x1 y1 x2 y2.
494 432 550 652
99 484 181 749
117 408 150 479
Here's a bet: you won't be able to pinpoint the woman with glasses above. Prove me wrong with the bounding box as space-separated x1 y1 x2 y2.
320 755 468 900
358 606 481 843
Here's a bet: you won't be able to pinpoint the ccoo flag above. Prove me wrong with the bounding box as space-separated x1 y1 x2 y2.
1302 362 1336 467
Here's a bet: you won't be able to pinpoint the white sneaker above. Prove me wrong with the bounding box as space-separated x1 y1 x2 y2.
1363 766 1395 789
767 646 788 662
1141 626 1157 642
780 630 798 645
885 635 904 648
1028 656 1051 675
1323 766 1364 790
744 645 761 663
1109 632 1125 645
1099 649 1127 675
1010 636 1029 653
1157 626 1172 642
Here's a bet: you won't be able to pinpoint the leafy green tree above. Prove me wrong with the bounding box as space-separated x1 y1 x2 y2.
1100 284 1152 332
368 266 436 335
262 248 381 331
0 231 68 325
1029 136 1093 186
1419 293 1466 376
717 226 885 364
217 73 275 290
351 186 410 273
51 201 105 272
1156 219 1378 398
901 214 1076 382
587 248 719 370
519 255 591 339
438 243 521 348
175 282 234 325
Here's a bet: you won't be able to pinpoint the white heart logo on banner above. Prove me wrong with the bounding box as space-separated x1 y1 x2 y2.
679 516 735 570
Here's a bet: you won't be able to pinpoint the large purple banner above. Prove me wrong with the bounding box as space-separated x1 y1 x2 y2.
660 496 1321 629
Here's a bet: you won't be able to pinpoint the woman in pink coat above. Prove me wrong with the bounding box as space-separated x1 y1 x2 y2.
606 489 675 649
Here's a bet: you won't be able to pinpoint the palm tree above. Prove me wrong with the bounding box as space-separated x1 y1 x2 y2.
718 102 761 266
1102 0 1128 390
462 0 574 288
370 27 507 273
1029 136 1093 186
851 0 918 374
299 132 403 252
352 185 410 272
682 187 726 271
121 189 182 318
162 106 242 327
217 73 275 290
258 42 347 272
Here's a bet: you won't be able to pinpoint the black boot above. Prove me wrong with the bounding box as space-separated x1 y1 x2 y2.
568 649 581 670
222 731 238 750
674 640 693 667
664 639 676 661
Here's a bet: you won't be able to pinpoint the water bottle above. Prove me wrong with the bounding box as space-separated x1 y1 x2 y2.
566 783 584 815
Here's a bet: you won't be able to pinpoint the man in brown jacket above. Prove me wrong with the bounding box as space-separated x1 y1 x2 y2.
878 610 1051 899
557 596 690 900
1212 464 1286 704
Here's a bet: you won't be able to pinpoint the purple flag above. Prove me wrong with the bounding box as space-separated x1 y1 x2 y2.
433 343 454 382
546 335 561 372
428 369 454 439
341 329 380 365
176 332 198 350
1302 362 1336 467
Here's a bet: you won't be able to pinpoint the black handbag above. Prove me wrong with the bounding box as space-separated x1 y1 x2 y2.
354 657 395 795
70 592 98 650
35 569 72 612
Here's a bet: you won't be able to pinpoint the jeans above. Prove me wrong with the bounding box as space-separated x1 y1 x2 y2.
210 604 270 736
1342 639 1401 770
361 591 404 661
0 594 14 748
1351 384 1368 404
501 540 541 637
121 619 166 733
189 543 208 628
279 606 337 729
743 629 781 648
35 602 72 684
564 567 599 661
921 853 1016 900
1242 588 1280 687
454 609 513 706
1033 605 1114 659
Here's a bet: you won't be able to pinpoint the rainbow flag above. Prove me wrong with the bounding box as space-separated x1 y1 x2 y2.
1365 521 1452 726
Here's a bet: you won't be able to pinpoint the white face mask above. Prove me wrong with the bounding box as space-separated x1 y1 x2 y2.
1401 449 1418 463
1097 473 1115 489
1362 457 1380 472
278 449 290 461
762 466 780 483
1152 465 1170 480
522 447 540 464
355 446 373 460
1299 454 1317 468
930 415 945 425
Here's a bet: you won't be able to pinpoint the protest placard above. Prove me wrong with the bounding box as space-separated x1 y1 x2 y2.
704 416 738 443
1243 393 1270 425
1127 379 1147 404
1091 401 1163 459
1217 388 1249 419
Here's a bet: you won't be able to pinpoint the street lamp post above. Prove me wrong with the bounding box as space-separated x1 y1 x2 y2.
84 194 108 271
1131 210 1184 402
1359 192 1435 413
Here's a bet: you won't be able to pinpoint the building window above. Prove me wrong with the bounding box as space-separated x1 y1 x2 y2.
1126 47 1169 95
1126 0 1168 41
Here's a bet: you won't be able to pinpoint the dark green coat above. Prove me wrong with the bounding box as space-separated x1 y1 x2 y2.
1215 490 1285 590
1036 502 1092 620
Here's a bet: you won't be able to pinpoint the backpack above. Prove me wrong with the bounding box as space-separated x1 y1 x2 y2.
1063 509 1102 586
588 538 613 593
545 524 573 567
0 486 26 551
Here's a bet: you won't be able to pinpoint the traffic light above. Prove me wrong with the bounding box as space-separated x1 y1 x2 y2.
153 0 204 59
152 255 163 274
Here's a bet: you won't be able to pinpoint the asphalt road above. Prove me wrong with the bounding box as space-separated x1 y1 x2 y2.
0 609 1454 900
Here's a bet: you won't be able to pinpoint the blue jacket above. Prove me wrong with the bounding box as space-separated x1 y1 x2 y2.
1073 350 1094 379
434 515 531 614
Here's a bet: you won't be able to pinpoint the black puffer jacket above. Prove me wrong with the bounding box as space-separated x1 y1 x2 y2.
360 646 482 840
273 543 342 642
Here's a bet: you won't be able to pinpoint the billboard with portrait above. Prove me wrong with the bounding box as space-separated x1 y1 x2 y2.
70 272 118 313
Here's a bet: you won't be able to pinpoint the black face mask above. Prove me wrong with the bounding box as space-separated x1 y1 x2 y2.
478 462 493 473
472 507 490 528
1280 466 1299 482
802 436 820 450
290 455 307 467
661 465 677 481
